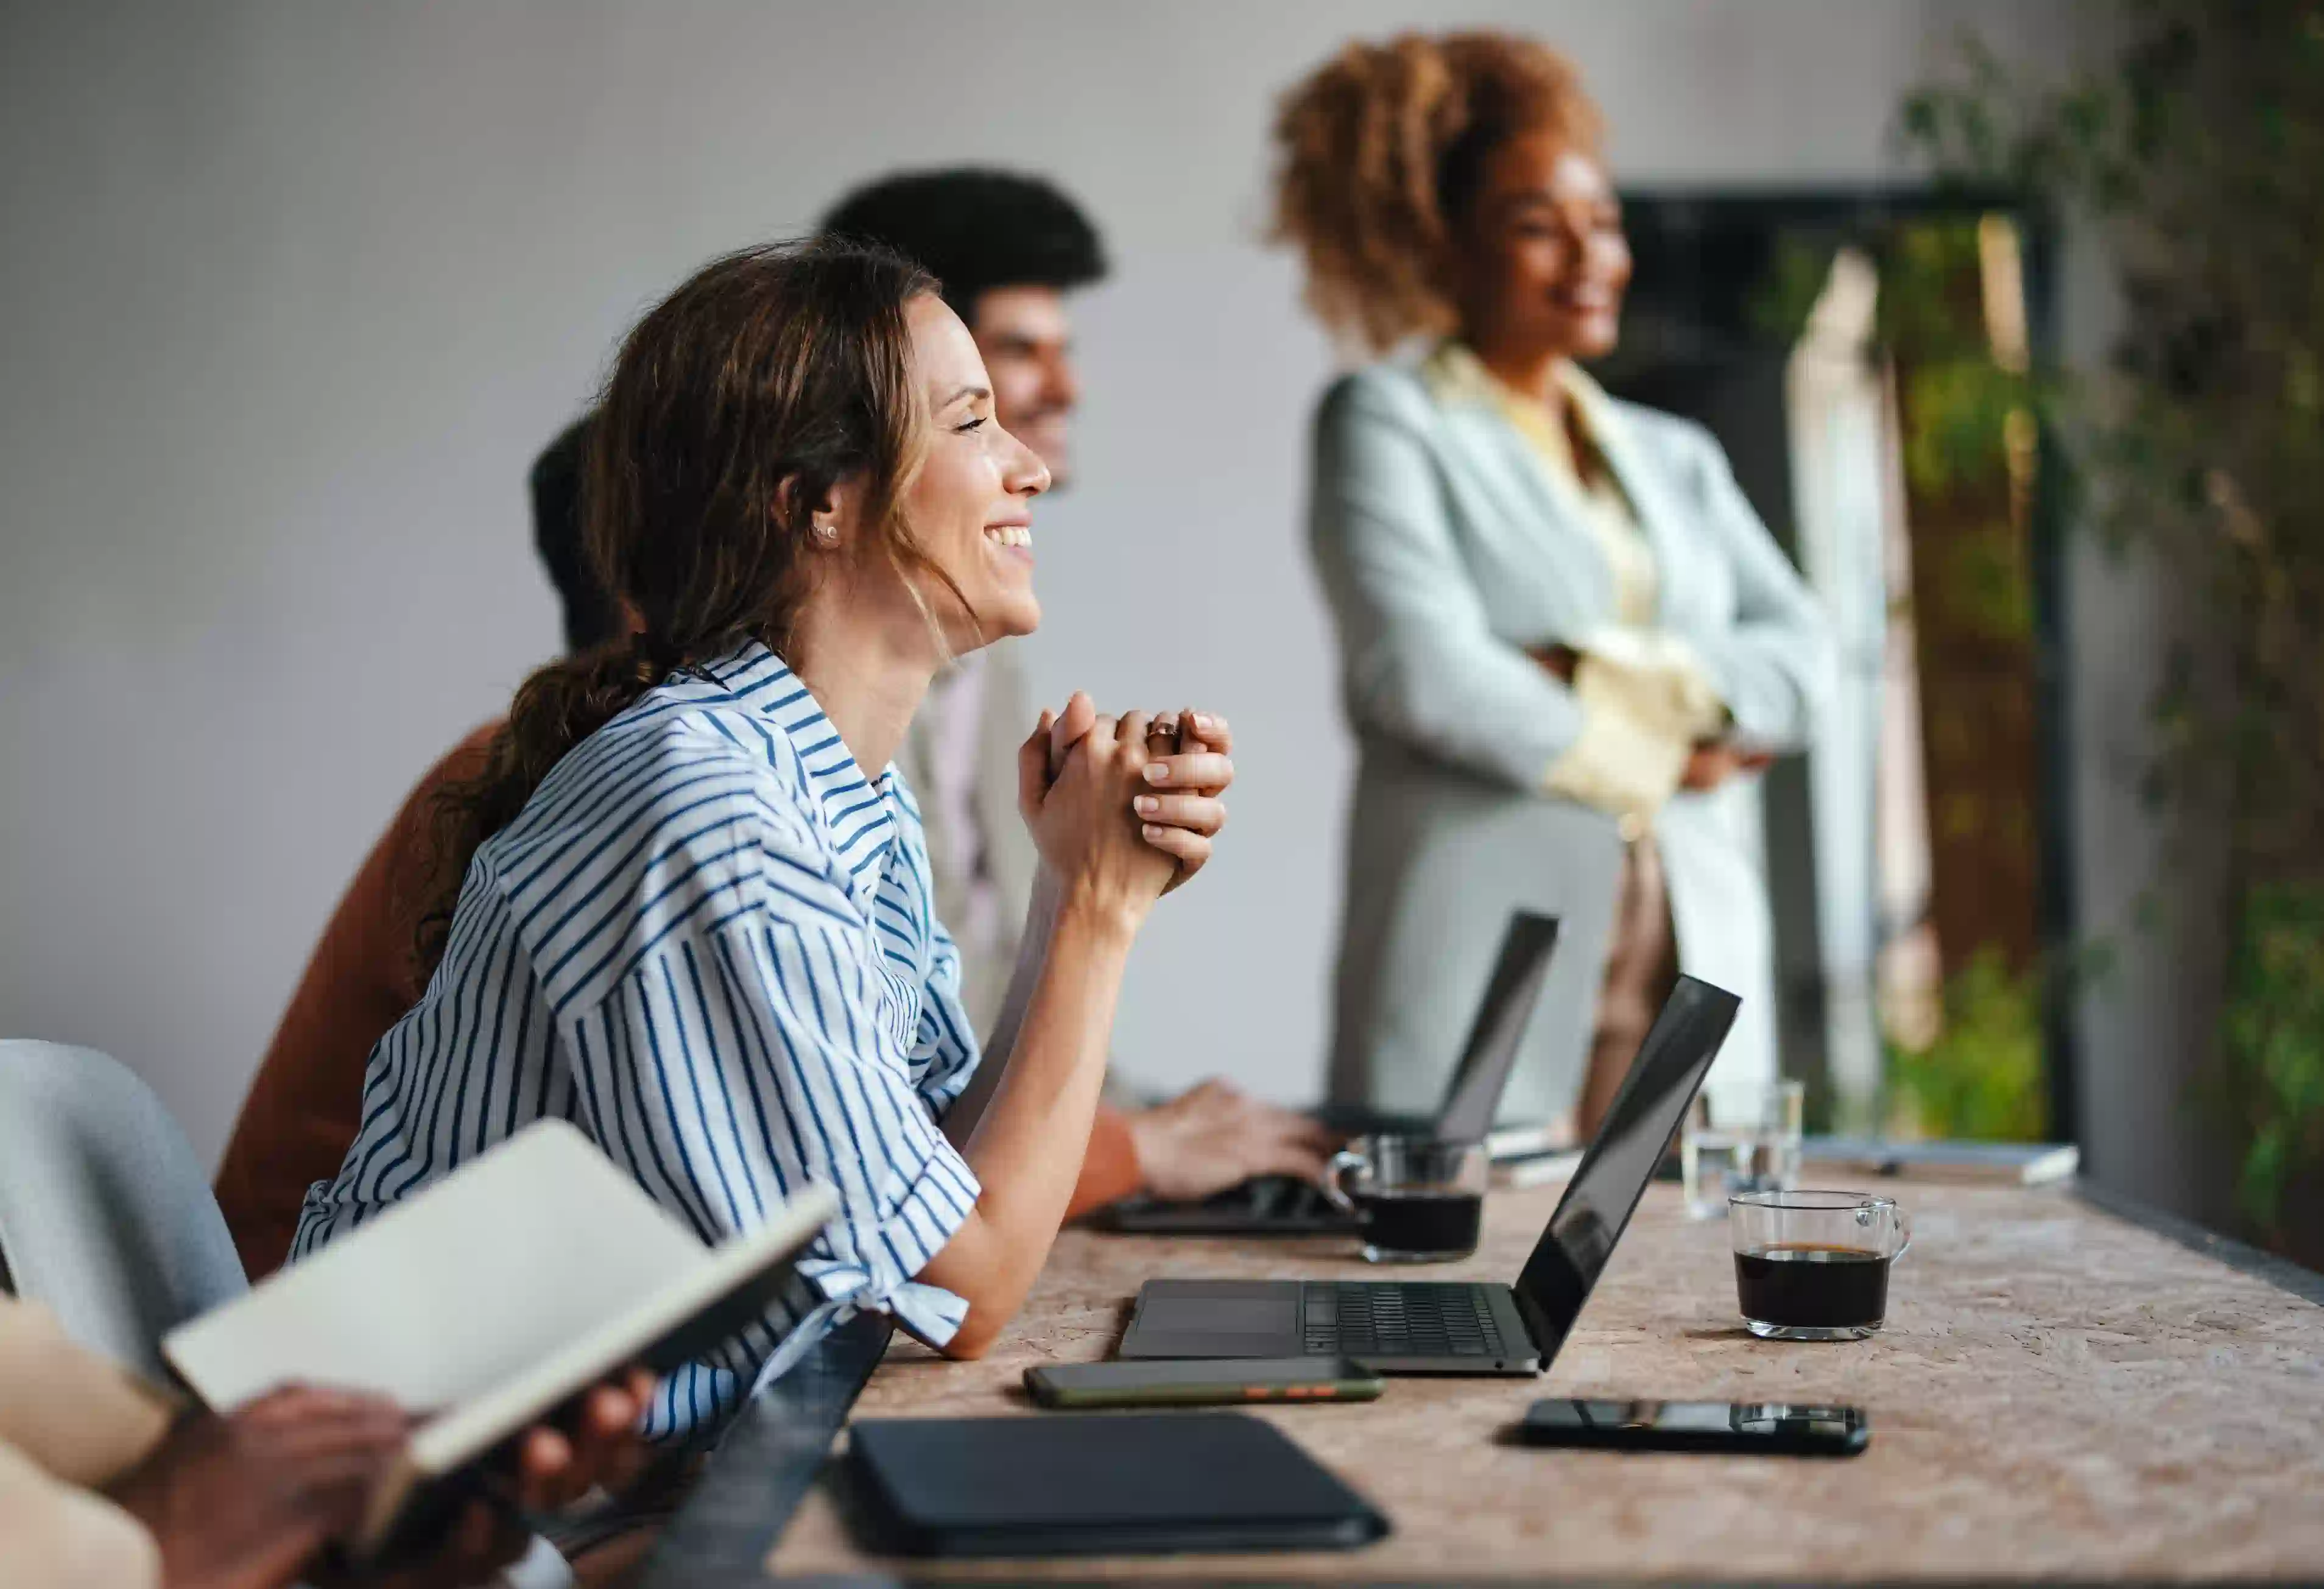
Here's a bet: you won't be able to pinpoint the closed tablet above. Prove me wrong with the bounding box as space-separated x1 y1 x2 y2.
847 1413 1389 1557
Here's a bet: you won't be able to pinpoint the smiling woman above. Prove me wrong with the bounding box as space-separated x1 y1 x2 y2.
1274 33 1836 1135
286 239 1233 1439
900 319 1050 647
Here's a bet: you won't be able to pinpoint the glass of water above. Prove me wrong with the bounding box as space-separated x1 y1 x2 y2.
1681 1080 1805 1219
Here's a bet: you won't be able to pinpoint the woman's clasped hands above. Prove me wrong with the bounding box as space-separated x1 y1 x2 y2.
1017 691 1233 926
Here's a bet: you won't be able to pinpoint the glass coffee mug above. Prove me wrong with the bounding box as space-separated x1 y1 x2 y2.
1326 1135 1488 1263
1729 1189 1910 1341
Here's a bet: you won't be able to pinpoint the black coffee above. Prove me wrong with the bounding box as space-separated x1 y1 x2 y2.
1734 1244 1890 1329
1356 1188 1482 1257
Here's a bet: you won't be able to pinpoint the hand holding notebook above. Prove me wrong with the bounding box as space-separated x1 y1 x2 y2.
162 1120 838 1555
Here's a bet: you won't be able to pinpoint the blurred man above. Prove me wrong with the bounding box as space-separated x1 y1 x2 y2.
820 167 1333 1210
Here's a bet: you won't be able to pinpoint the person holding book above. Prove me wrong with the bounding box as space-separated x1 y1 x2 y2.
0 1291 652 1589
292 238 1234 1440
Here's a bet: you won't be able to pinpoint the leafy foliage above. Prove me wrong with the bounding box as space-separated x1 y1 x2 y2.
1906 0 2324 1234
1887 946 2049 1142
2222 884 2324 1222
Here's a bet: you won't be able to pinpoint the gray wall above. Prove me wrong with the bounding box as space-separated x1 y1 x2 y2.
1 1 2108 1176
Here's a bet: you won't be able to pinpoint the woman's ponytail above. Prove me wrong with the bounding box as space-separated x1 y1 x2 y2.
413 638 671 971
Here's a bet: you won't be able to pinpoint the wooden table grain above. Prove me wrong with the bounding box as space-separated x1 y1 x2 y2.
709 1181 2324 1583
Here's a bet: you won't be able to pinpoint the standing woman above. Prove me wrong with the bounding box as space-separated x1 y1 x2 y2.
293 241 1234 1439
1274 34 1833 1131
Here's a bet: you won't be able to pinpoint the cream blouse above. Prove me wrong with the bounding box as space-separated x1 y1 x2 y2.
1424 344 1728 833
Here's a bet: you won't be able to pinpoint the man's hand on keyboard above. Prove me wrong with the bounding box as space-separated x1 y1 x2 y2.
1124 1080 1339 1202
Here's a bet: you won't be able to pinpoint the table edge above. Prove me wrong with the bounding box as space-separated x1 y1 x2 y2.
2073 1182 2324 1308
637 1311 895 1589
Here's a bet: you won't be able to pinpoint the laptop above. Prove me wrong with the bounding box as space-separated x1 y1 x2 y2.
1099 911 1562 1236
1115 975 1740 1373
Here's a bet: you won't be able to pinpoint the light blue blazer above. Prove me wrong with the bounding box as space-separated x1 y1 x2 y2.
1308 358 1836 1122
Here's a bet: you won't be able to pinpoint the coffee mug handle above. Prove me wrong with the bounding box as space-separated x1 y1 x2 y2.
1891 1206 1912 1263
1323 1148 1365 1215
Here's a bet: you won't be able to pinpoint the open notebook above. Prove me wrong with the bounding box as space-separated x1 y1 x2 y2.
164 1120 838 1554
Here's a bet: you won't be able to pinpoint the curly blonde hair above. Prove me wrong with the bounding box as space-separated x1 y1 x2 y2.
1270 32 1603 352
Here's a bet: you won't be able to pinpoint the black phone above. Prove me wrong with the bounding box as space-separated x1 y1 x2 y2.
1024 1357 1384 1410
1516 1398 1868 1456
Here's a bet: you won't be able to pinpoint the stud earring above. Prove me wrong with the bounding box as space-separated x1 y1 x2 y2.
814 521 838 543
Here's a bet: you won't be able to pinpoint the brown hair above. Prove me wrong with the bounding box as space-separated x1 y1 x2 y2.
416 238 949 968
1269 31 1603 352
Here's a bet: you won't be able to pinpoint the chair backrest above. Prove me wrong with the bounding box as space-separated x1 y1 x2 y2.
0 1040 248 1379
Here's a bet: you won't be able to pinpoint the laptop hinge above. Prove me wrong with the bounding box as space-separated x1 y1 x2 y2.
1511 1286 1563 1361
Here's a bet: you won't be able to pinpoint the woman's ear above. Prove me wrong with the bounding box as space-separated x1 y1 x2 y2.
778 472 867 552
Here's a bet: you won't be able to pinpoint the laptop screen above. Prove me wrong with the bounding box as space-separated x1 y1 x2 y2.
1432 911 1561 1142
1510 976 1741 1361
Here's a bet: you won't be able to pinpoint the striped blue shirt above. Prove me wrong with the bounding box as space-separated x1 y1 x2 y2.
291 640 985 1439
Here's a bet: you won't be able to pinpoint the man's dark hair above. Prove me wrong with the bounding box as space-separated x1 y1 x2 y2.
819 167 1107 320
529 414 624 653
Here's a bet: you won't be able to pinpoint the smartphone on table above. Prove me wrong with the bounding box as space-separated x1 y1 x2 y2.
1024 1357 1384 1410
1516 1399 1868 1456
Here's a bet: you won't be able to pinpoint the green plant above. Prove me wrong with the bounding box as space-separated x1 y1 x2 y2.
1887 946 2049 1143
2222 883 2324 1221
1905 0 2324 1237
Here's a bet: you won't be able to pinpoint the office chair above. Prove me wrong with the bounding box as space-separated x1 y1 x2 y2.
0 1040 248 1379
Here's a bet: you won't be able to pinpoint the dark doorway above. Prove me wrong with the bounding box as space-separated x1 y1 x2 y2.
1599 189 2073 1145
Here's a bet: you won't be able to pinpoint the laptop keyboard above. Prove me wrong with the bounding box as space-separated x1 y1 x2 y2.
1301 1282 1512 1359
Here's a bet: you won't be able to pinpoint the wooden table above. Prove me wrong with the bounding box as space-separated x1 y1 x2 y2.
655 1182 2324 1584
